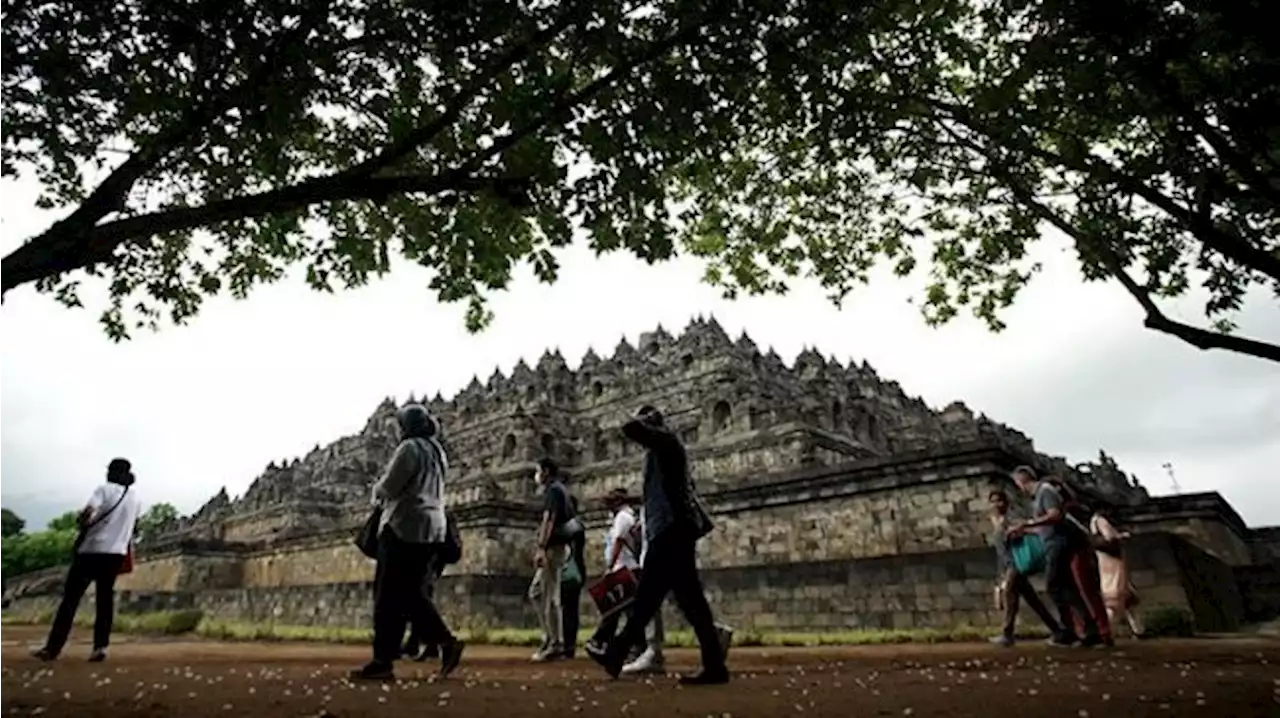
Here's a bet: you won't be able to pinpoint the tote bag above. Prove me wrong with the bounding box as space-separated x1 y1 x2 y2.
1010 533 1047 576
587 566 638 618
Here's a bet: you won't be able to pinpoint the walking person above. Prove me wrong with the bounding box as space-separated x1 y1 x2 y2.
586 489 643 652
352 405 464 681
1006 466 1103 648
588 405 730 685
986 489 1063 647
1048 478 1115 647
32 458 142 662
528 458 582 662
1089 510 1145 638
561 493 588 658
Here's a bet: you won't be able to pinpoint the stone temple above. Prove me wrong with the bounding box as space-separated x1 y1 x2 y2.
7 318 1279 632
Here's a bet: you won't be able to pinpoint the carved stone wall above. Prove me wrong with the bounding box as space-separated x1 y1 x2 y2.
1117 493 1257 567
147 318 1155 553
6 320 1274 634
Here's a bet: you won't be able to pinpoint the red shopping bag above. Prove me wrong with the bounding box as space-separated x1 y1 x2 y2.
119 545 134 575
587 566 638 618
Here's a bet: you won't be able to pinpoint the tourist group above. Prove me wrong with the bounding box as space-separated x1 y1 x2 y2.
28 404 1142 687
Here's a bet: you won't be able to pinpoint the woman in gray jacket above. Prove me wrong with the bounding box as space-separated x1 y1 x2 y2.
351 404 464 681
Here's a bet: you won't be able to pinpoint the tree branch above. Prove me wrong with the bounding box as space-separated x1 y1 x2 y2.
349 4 586 177
934 101 1280 283
0 4 335 300
1 4 717 296
0 172 527 292
921 106 1280 363
452 9 715 179
1002 165 1280 364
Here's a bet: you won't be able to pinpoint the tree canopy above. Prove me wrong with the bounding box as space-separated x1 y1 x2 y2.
136 502 182 544
45 511 81 533
0 513 78 579
0 508 25 538
3 0 1276 361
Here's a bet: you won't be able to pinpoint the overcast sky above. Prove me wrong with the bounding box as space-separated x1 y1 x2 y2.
2 175 1278 532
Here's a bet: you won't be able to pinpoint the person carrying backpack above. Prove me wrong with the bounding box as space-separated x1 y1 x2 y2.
560 493 588 657
528 458 584 662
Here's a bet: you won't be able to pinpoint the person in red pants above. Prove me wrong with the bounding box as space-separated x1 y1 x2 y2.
1049 478 1114 647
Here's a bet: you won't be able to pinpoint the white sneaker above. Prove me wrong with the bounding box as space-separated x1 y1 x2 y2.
531 647 565 663
621 647 665 675
714 623 734 663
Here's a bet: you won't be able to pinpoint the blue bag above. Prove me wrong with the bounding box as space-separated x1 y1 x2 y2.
1010 533 1047 576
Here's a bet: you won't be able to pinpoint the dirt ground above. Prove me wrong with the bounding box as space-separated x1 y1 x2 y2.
3 626 1278 717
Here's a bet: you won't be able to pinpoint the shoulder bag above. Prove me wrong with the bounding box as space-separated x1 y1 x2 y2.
73 485 131 553
1084 514 1124 557
355 507 383 559
1009 533 1047 576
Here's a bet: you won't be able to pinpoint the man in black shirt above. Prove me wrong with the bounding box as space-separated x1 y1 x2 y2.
588 405 729 685
528 458 580 662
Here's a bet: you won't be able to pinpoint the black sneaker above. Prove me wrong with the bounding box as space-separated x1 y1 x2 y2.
587 644 624 679
1047 633 1079 647
439 639 465 678
88 648 108 663
349 661 395 681
30 647 57 662
408 644 439 662
678 667 730 685
584 641 609 660
1079 634 1108 649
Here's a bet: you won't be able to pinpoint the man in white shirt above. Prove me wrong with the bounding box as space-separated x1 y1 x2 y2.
621 505 669 675
33 458 142 663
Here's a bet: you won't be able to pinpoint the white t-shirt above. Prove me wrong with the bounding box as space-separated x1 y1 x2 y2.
604 508 640 571
638 508 649 568
78 483 141 555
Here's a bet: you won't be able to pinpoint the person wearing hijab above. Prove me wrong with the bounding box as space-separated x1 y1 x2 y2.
351 405 464 681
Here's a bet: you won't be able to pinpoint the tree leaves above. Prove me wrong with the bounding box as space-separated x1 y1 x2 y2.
2 0 1276 361
0 508 25 539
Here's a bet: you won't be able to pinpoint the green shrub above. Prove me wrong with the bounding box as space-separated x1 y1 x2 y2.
93 609 204 635
1141 605 1195 638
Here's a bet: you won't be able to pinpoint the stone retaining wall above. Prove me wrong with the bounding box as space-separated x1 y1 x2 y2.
5 532 1234 637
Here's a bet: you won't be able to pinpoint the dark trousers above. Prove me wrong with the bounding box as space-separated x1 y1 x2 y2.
590 568 649 656
1044 538 1098 640
592 601 652 659
1001 568 1061 639
373 531 452 665
402 563 442 655
608 528 724 671
45 552 125 653
1069 550 1113 640
592 607 624 646
561 579 583 656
